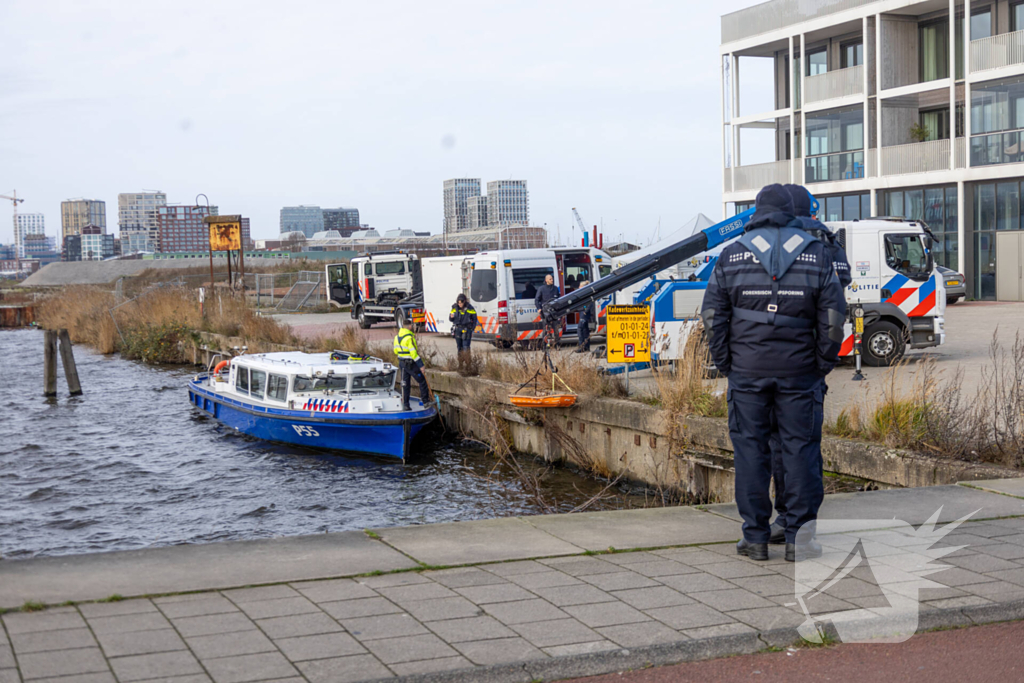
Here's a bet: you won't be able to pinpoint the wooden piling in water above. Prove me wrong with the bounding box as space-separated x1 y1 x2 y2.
44 330 58 397
58 329 83 396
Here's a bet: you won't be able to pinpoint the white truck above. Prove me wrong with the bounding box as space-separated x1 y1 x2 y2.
645 218 945 367
326 253 422 329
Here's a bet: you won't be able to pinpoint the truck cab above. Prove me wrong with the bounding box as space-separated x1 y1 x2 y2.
828 218 945 366
334 253 422 329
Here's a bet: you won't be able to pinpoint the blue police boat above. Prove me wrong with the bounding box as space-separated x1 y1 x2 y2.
187 350 437 461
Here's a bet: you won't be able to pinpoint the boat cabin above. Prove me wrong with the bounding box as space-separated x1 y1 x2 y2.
212 351 406 413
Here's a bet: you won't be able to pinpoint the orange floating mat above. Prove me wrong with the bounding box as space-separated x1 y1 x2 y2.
509 394 577 408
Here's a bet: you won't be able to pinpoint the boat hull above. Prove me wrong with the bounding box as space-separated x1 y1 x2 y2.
188 379 436 461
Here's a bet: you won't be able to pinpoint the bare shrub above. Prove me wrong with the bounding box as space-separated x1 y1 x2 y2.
651 328 725 418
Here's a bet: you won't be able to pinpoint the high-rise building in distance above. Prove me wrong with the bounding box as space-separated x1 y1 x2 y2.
63 225 114 262
14 213 45 258
155 205 249 254
443 179 481 234
322 207 361 237
467 196 488 231
61 199 106 241
486 180 529 228
119 191 167 254
280 206 325 238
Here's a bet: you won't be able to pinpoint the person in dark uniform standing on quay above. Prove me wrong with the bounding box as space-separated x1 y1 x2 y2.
764 184 854 545
534 273 561 349
393 315 430 411
449 293 478 374
700 184 846 562
575 280 594 353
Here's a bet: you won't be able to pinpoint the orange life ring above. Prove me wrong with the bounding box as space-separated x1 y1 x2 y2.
213 360 230 375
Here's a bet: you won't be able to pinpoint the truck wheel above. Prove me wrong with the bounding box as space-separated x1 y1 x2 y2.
395 308 406 329
862 321 905 367
358 308 372 329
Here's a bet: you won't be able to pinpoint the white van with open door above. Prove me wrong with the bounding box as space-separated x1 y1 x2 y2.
467 247 612 345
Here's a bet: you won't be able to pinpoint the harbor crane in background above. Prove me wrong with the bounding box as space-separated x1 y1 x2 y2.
1 190 26 270
571 207 588 246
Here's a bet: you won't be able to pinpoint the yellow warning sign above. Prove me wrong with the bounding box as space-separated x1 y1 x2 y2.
205 215 243 252
606 304 650 364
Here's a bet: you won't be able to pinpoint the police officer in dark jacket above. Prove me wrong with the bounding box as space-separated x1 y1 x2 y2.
535 274 561 348
700 184 846 562
766 184 853 545
449 293 477 374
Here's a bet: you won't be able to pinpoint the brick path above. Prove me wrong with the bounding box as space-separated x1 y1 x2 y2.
3 481 1024 682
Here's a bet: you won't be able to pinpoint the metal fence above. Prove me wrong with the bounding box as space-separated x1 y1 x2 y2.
880 138 952 176
971 30 1024 73
804 65 863 106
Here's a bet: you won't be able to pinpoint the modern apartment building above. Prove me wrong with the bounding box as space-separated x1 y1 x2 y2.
118 191 167 254
721 0 1024 300
60 199 106 241
14 213 45 258
467 195 489 230
322 207 361 236
443 178 482 234
486 180 529 228
63 225 114 262
156 205 249 253
280 206 325 238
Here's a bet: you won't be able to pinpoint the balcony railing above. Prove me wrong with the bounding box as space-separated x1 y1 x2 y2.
724 167 732 193
956 137 966 168
970 130 1024 166
805 150 866 184
731 159 792 192
880 139 951 176
804 65 863 106
970 30 1024 73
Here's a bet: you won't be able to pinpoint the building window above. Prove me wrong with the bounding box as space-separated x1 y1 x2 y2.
806 48 827 76
970 76 1024 166
805 107 865 183
819 192 870 222
840 40 863 69
920 20 950 82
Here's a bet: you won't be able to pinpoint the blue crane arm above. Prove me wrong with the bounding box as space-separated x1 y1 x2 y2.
541 208 755 324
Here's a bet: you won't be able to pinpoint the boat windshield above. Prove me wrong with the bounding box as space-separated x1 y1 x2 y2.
350 370 396 395
293 375 349 394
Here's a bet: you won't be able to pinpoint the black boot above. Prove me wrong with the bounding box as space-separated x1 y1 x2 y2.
769 521 786 545
785 539 823 562
736 538 769 561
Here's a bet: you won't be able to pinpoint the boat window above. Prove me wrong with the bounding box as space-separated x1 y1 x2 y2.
470 269 497 302
250 370 267 398
350 370 396 394
512 267 553 300
375 261 406 275
292 375 349 393
266 374 288 402
235 367 249 395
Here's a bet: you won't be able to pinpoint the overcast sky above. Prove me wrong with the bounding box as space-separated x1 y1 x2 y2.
0 0 772 247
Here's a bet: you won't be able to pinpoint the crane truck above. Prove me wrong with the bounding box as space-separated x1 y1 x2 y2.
541 200 946 368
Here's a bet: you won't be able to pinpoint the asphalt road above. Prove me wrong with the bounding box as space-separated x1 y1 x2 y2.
558 620 1024 683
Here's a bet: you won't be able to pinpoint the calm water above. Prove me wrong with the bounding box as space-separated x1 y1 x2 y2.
0 328 642 559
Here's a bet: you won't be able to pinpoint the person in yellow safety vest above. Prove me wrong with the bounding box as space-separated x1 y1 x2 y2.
393 315 430 411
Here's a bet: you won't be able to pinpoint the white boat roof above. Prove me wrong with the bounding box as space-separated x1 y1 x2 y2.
233 352 393 375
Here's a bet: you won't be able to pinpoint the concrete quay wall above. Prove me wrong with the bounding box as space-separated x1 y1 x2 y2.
424 369 1022 503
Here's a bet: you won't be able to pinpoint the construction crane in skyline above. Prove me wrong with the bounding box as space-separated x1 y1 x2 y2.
1 190 26 270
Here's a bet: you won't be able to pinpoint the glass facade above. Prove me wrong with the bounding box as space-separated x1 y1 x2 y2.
970 77 1024 166
819 192 871 222
883 186 958 271
973 180 1024 299
805 107 864 183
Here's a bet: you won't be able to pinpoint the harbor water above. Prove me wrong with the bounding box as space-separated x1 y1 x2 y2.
0 328 643 559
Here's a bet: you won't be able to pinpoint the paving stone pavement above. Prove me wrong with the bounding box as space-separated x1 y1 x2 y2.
3 514 1024 682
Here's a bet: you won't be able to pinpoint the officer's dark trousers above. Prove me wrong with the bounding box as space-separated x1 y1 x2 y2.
727 373 824 544
454 332 472 353
577 314 591 350
400 360 429 407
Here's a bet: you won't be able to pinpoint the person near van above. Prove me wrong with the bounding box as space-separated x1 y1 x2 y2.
393 316 430 411
449 293 477 374
535 274 561 349
575 280 593 353
700 184 845 562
